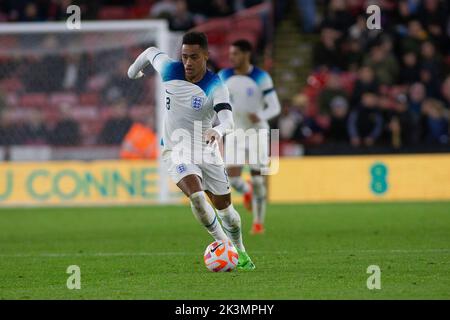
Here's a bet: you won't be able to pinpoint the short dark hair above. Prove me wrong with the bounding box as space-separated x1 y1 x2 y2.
182 31 208 50
232 39 253 53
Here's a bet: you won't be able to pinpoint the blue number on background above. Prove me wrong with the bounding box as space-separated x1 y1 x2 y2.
370 162 388 195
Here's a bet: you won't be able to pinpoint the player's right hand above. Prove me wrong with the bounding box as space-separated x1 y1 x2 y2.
204 128 221 148
127 66 144 79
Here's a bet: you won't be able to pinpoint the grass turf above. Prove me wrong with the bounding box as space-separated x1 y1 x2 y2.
0 202 449 299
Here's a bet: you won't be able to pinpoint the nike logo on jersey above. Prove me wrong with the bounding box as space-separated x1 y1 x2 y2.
165 89 174 95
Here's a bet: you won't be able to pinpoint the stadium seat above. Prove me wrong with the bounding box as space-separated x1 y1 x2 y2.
0 78 23 92
19 93 49 108
98 6 130 20
50 92 78 107
226 31 258 48
71 106 99 121
129 105 153 121
233 17 263 38
80 93 100 106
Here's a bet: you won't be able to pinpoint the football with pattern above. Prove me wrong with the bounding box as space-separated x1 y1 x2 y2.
203 239 239 272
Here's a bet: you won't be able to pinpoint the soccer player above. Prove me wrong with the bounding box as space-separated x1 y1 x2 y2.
127 32 255 270
218 40 281 235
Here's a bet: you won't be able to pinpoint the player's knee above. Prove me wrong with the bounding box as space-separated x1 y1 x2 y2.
218 204 241 228
190 191 207 213
251 175 266 198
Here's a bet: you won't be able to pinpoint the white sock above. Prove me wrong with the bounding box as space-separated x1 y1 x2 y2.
229 176 250 194
190 191 228 241
217 204 246 252
251 175 266 224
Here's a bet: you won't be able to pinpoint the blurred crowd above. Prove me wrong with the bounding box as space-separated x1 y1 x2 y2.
0 0 266 30
1 0 449 155
273 0 450 154
0 0 267 149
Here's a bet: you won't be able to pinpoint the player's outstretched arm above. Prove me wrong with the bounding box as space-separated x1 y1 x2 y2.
127 47 171 79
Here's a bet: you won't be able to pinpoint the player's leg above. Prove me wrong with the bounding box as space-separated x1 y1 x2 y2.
227 165 253 212
248 129 269 234
227 166 248 193
223 132 252 210
204 191 244 251
176 174 228 241
249 169 267 235
200 161 255 270
205 190 255 270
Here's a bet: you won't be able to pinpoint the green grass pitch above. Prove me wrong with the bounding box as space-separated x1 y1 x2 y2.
0 202 449 299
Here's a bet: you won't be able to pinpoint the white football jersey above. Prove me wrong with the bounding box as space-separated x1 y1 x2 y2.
218 66 275 130
149 49 231 157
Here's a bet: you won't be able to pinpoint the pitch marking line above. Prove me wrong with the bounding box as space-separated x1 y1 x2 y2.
0 249 449 258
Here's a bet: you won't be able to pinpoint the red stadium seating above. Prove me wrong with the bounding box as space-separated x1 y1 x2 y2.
98 6 130 20
233 17 263 38
49 92 79 106
80 92 100 106
19 93 49 108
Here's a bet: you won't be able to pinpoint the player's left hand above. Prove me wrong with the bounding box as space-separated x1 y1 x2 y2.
204 128 221 148
248 113 261 123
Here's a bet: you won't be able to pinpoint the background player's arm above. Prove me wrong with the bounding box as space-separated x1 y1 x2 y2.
127 47 172 79
257 89 281 121
255 73 281 122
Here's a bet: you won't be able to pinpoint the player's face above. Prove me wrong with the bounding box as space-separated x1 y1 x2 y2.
181 44 208 80
229 46 248 69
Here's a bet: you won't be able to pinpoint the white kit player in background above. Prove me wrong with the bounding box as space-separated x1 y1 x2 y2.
219 39 281 235
127 32 255 270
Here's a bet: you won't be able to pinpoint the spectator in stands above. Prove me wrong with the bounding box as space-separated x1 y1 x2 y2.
22 36 65 92
150 0 176 19
348 14 379 50
399 51 421 84
62 53 90 92
348 92 383 147
418 0 448 51
102 59 144 106
98 100 133 145
23 109 48 145
290 93 324 144
420 64 441 98
276 99 302 142
49 102 81 146
408 82 427 115
440 75 450 109
350 66 379 107
407 82 427 143
422 98 449 145
317 72 348 115
120 117 158 160
22 2 41 22
344 38 364 72
393 0 417 32
420 41 443 80
207 0 235 17
363 43 399 86
384 94 414 149
295 0 317 33
401 20 428 54
169 0 195 31
313 26 344 70
322 0 354 35
327 96 349 144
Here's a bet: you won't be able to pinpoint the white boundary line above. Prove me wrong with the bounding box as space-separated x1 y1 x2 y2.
0 249 448 258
